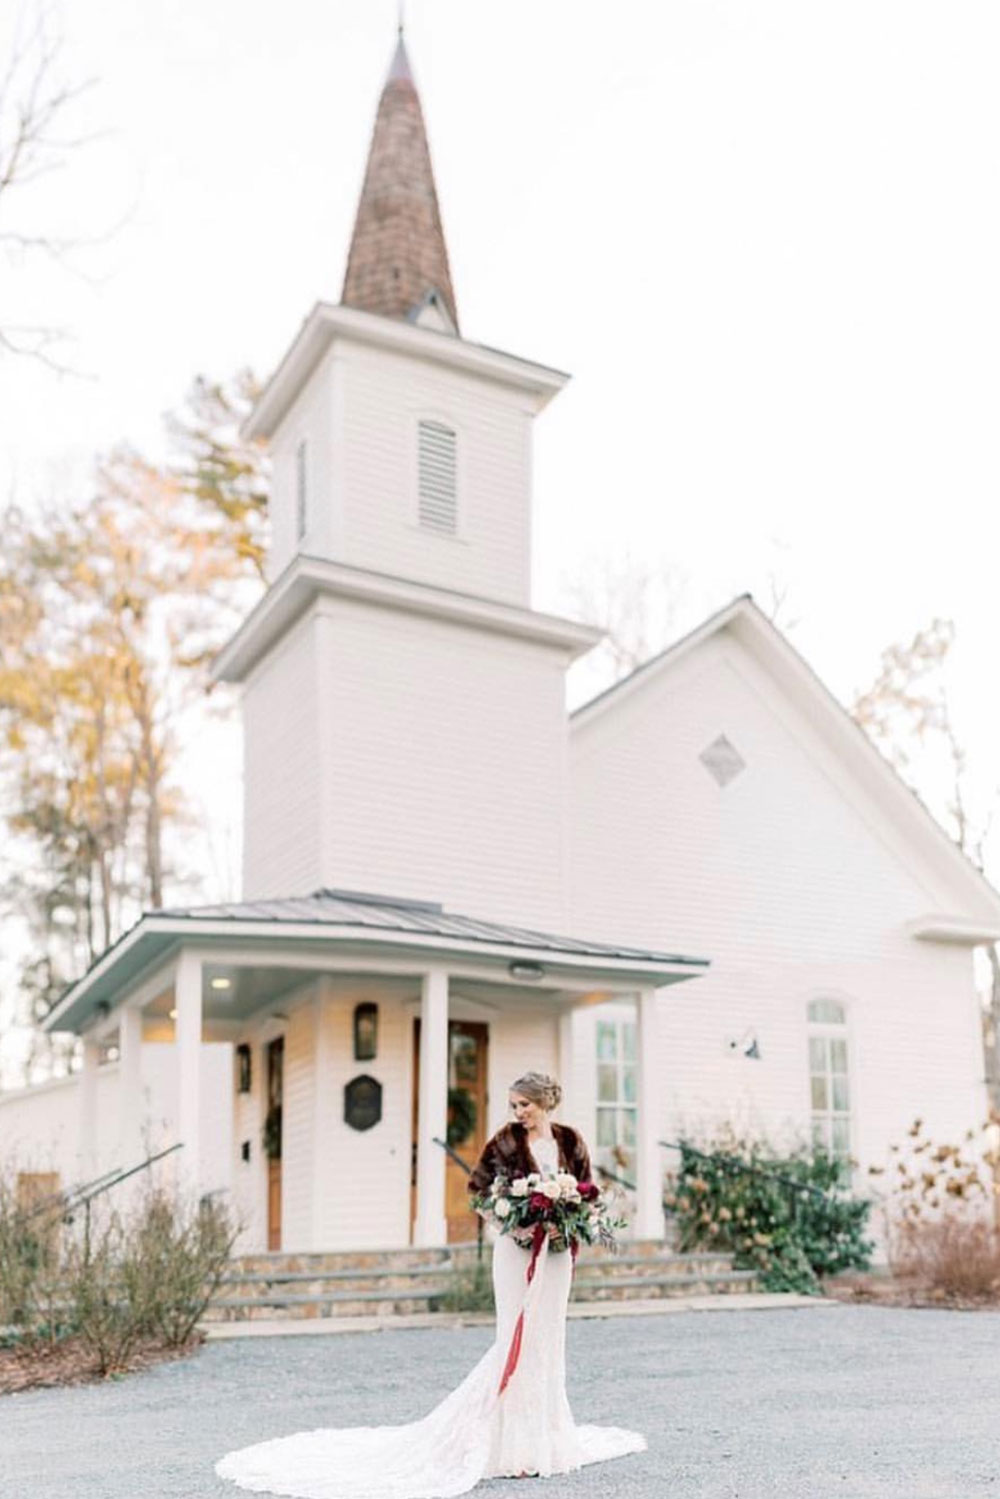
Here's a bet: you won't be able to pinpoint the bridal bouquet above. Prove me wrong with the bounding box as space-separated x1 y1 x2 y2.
472 1170 626 1255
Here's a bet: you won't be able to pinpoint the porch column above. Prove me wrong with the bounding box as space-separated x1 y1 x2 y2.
557 1010 574 1120
78 1035 100 1178
311 985 333 1248
414 967 449 1246
175 950 203 1198
118 1004 144 1163
634 985 663 1239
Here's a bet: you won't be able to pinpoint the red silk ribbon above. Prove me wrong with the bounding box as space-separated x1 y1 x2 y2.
498 1222 577 1396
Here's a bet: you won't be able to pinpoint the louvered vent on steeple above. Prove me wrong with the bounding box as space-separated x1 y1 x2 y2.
417 420 457 533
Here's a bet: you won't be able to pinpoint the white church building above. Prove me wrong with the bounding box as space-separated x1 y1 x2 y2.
5 36 1000 1256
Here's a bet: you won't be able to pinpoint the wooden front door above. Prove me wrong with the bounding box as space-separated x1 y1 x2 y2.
411 1019 489 1243
265 1036 284 1251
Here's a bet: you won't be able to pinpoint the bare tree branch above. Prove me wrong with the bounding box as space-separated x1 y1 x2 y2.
0 2 99 365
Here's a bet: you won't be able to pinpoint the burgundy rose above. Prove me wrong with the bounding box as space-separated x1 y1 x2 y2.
578 1181 599 1201
529 1193 551 1212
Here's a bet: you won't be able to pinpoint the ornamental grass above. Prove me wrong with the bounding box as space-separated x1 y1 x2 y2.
867 1112 1000 1305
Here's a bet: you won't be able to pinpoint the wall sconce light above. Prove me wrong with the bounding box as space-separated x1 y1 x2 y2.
727 1028 761 1060
236 1042 252 1093
353 1002 378 1062
508 961 545 981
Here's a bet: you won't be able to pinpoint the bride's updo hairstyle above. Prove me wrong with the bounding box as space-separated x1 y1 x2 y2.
510 1071 562 1112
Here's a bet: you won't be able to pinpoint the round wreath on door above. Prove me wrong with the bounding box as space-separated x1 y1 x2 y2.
262 1103 283 1161
446 1087 476 1149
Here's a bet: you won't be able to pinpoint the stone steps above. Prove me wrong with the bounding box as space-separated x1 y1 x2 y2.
203 1244 759 1323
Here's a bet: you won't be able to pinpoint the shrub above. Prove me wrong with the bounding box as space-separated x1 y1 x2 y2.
893 1212 1000 1302
63 1208 141 1376
868 1113 1000 1302
0 1171 66 1347
0 1159 241 1380
664 1125 875 1295
437 1256 495 1314
122 1187 239 1347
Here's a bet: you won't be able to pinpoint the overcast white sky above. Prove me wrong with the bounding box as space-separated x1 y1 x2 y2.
3 0 1000 932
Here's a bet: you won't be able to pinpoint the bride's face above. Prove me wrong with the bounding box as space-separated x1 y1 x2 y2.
509 1091 545 1130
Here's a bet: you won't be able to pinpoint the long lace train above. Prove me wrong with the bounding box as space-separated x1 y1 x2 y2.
214 1234 646 1498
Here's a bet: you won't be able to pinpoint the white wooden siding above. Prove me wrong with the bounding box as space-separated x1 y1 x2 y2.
311 594 570 930
241 610 324 901
569 629 988 1207
0 1045 233 1221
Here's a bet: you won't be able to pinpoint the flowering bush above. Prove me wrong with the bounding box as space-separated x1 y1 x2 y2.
664 1126 874 1295
471 1170 625 1255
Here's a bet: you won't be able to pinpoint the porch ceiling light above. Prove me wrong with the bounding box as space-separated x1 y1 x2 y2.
210 977 232 990
508 960 545 981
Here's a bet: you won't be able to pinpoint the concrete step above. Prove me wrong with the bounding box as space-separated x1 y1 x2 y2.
215 1250 737 1298
204 1246 760 1322
571 1269 759 1301
232 1246 453 1275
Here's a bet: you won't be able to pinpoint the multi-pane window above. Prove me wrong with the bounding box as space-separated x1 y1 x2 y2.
595 1018 637 1178
807 998 851 1177
417 420 457 533
295 440 308 543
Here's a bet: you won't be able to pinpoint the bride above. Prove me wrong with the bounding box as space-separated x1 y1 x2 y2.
215 1070 647 1497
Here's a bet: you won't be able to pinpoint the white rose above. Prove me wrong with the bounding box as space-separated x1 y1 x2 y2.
540 1179 560 1199
494 1197 512 1218
526 1172 541 1188
556 1173 578 1198
510 1178 529 1197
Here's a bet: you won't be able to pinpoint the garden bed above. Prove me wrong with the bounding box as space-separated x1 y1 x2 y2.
0 1331 205 1395
823 1269 1000 1311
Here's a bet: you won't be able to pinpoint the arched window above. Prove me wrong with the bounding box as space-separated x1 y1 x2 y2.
807 998 851 1175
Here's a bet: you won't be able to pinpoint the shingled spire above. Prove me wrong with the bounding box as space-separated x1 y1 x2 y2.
341 33 459 333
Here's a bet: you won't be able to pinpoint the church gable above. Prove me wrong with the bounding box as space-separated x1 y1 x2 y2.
569 601 1000 949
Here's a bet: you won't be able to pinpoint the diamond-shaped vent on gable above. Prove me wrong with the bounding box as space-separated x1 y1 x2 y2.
699 734 746 788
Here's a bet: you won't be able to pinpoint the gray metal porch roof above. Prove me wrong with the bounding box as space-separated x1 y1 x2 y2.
43 887 710 1034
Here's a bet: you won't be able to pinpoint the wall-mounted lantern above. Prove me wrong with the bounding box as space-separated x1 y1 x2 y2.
353 1002 378 1062
236 1043 252 1093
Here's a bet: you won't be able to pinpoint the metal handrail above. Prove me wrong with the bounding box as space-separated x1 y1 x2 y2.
659 1139 831 1203
19 1143 186 1253
432 1135 485 1263
595 1162 636 1193
431 1136 473 1175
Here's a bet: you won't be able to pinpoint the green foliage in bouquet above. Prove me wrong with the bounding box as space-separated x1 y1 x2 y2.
664 1128 875 1295
472 1171 626 1255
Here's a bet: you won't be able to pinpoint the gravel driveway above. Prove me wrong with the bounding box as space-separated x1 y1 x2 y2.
3 1304 999 1499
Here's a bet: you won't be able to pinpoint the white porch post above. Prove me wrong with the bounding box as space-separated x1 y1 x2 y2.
175 950 203 1198
414 967 449 1246
557 1010 574 1120
118 1004 144 1163
78 1035 100 1178
634 985 663 1240
311 983 333 1249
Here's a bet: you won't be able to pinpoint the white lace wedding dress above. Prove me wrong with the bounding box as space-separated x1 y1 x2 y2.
215 1136 646 1497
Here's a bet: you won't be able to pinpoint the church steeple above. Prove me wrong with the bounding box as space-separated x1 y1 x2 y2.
341 31 459 333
